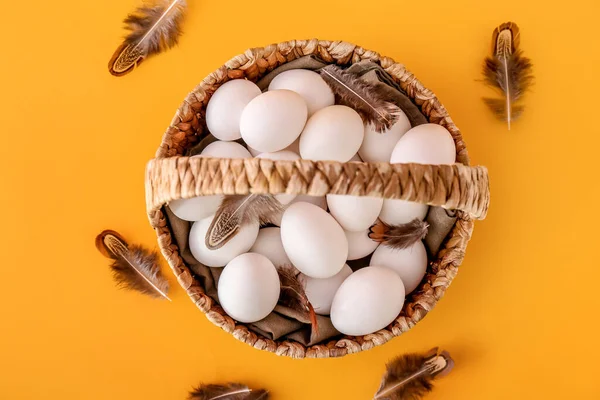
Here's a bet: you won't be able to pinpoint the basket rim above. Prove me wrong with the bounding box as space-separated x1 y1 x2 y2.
146 39 480 359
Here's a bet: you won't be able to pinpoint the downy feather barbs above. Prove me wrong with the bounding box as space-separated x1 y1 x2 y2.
109 0 188 76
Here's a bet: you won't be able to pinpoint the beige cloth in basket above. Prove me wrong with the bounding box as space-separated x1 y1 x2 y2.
166 59 456 345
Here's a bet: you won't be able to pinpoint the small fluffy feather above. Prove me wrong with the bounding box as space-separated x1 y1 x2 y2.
320 65 402 132
374 348 454 400
206 195 283 250
95 230 171 300
482 22 534 129
189 383 269 400
369 219 429 250
278 265 318 334
109 0 187 76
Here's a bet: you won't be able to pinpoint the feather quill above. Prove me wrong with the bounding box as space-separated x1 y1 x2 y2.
278 265 318 334
108 0 188 76
482 22 534 129
189 383 269 400
206 195 283 250
374 348 454 400
95 230 171 301
369 219 429 250
320 65 402 132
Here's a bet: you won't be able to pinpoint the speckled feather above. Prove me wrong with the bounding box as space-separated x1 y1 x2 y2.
277 265 318 334
206 195 283 250
108 0 187 76
189 383 269 400
320 65 402 132
95 230 170 300
482 22 533 129
369 219 429 250
374 348 454 400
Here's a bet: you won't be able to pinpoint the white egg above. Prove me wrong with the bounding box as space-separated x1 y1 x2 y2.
390 123 456 165
379 199 429 225
200 141 252 159
330 266 405 336
249 227 291 267
300 264 352 315
380 124 454 225
256 151 300 205
167 142 250 221
218 253 280 323
370 241 428 294
299 105 364 162
326 194 383 232
281 202 348 278
206 79 261 141
189 215 259 267
240 90 308 153
359 114 411 162
168 195 223 222
268 69 335 116
269 194 327 227
345 229 379 260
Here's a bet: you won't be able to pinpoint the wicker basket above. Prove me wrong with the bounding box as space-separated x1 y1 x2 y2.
145 39 490 359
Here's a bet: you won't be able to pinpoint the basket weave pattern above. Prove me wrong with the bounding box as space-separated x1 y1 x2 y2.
145 40 490 358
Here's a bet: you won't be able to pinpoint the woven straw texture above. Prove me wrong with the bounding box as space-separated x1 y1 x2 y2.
145 39 490 359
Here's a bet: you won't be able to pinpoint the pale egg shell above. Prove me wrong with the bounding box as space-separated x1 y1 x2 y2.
359 114 411 162
268 69 335 116
168 195 223 222
249 139 300 157
281 202 348 278
270 194 328 226
206 79 261 141
390 123 456 165
240 90 307 153
200 141 252 159
256 151 300 205
189 215 259 267
330 266 405 336
326 194 383 232
300 264 352 315
249 227 291 267
379 199 429 225
299 105 364 162
218 253 280 323
345 229 379 260
370 241 428 294
167 142 249 221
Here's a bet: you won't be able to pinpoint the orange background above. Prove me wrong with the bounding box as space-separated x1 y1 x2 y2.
1 0 600 399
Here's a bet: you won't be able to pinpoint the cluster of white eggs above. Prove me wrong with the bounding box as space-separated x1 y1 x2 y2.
168 69 456 336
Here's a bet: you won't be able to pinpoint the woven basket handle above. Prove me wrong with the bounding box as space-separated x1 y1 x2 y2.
145 157 490 220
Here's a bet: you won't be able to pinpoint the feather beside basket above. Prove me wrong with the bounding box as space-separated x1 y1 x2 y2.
144 39 490 358
109 0 188 76
482 22 534 129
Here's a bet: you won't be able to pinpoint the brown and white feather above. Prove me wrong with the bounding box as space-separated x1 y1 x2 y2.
189 383 269 400
369 219 429 250
206 195 283 250
108 0 188 76
320 65 402 132
374 348 454 400
278 265 318 334
482 22 534 129
95 230 171 300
